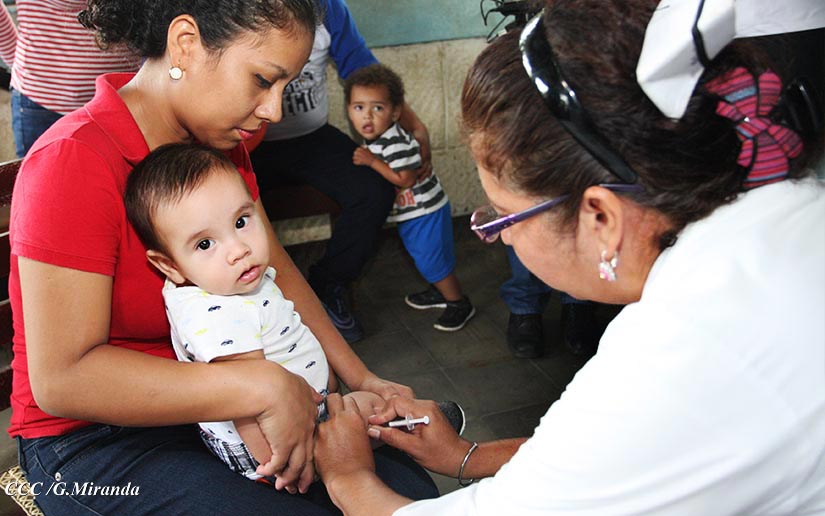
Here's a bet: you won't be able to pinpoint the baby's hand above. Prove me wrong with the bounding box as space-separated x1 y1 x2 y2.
353 146 376 167
277 459 316 495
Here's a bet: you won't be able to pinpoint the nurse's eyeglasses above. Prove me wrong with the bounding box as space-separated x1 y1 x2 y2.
470 12 644 244
470 183 642 243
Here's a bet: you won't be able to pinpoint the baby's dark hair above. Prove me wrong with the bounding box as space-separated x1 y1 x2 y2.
344 63 405 107
125 143 239 252
462 0 822 250
79 0 319 57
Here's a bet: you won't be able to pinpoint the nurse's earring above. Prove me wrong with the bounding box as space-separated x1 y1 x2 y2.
598 250 619 282
169 64 183 80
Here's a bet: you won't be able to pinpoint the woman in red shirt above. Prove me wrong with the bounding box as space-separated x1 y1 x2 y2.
9 1 435 514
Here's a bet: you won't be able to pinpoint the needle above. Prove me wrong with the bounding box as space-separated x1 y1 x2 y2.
387 414 430 431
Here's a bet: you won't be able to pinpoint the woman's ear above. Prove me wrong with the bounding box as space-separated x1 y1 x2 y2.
166 14 201 75
146 249 186 285
578 185 625 258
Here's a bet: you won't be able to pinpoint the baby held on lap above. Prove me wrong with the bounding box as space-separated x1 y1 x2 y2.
123 142 390 484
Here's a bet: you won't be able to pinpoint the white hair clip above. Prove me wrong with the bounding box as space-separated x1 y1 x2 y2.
636 0 825 119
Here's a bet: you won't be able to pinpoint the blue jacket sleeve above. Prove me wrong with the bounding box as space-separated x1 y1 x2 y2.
322 0 378 79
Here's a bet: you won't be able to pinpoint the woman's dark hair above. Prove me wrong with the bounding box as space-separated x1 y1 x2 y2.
344 63 406 107
79 0 319 58
124 143 241 252
461 0 822 250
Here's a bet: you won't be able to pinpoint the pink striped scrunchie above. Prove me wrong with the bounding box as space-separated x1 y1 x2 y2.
705 67 803 189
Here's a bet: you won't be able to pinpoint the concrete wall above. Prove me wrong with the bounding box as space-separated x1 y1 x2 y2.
0 89 14 163
346 0 494 46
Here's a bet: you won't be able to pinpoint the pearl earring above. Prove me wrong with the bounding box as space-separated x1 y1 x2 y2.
168 65 183 80
598 250 619 282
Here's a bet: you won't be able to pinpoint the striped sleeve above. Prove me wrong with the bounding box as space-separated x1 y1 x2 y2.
0 5 17 67
9 1 140 114
374 124 422 172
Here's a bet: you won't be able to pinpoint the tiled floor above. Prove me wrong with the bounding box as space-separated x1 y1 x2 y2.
287 217 621 495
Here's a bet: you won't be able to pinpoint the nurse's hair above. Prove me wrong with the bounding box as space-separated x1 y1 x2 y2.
124 143 243 254
79 0 319 58
461 0 822 250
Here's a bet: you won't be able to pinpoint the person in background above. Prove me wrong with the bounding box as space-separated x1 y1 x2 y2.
250 0 432 343
502 247 598 358
344 64 475 332
0 0 140 157
308 0 825 513
8 1 436 514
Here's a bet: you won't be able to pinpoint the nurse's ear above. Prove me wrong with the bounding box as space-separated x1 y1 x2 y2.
578 185 625 262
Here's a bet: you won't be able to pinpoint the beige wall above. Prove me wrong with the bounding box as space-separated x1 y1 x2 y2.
0 89 15 163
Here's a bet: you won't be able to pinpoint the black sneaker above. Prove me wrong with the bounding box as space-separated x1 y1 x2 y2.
506 313 544 359
404 286 447 310
433 296 475 332
437 400 466 435
319 284 364 343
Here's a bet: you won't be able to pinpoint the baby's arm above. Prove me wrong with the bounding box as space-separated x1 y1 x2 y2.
353 146 417 188
212 350 274 465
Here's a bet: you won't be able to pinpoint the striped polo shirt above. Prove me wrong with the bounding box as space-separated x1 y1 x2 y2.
366 122 448 223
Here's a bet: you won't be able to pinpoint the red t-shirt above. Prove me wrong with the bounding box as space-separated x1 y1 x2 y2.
7 73 260 438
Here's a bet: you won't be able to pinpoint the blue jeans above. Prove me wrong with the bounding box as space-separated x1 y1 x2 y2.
10 89 63 158
19 424 437 515
500 246 585 314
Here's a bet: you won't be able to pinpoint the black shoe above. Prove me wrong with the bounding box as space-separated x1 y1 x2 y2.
437 400 466 435
561 303 598 356
319 284 364 343
433 297 475 332
405 286 447 310
506 313 544 359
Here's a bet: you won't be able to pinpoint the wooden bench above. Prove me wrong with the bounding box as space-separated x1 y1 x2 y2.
0 156 342 514
0 158 40 515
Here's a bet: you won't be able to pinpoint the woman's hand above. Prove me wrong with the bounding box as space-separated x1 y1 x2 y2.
367 397 471 477
315 393 376 485
357 374 415 400
254 367 324 487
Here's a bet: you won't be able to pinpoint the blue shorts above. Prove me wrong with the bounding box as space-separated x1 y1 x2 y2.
397 203 455 284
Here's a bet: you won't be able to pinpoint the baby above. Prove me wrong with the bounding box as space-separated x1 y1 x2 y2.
123 143 388 482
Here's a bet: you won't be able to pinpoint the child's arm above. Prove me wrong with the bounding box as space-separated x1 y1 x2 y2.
353 146 417 189
212 350 278 464
213 350 318 493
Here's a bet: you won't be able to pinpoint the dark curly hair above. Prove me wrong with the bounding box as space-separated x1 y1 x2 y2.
344 63 406 107
79 0 319 58
461 0 822 250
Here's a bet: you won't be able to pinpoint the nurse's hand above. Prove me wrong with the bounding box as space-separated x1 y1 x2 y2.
367 397 472 477
315 393 376 484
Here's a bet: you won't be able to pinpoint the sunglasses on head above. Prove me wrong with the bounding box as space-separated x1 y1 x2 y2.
470 13 645 244
519 11 639 185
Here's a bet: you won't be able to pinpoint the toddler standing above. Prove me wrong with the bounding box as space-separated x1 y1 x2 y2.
345 64 475 331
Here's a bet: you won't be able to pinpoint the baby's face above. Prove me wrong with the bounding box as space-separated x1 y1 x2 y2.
347 84 400 140
153 167 270 296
